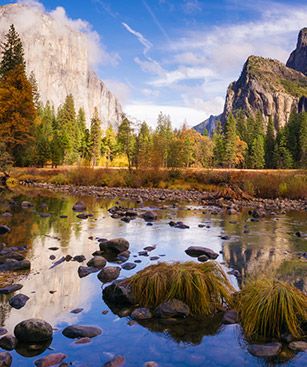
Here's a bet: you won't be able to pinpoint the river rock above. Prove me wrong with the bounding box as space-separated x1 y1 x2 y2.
70 308 83 314
0 352 12 367
0 284 23 294
121 262 136 270
62 325 102 339
100 238 130 254
185 246 218 259
197 255 209 262
104 355 125 367
0 329 7 337
74 337 91 344
144 363 159 367
9 294 29 309
78 266 99 278
247 342 282 357
87 256 106 268
0 335 17 351
21 201 33 208
73 255 86 262
155 299 190 318
288 341 307 351
34 353 67 367
103 281 135 306
131 308 152 320
142 211 157 221
72 201 86 212
0 260 31 272
76 213 89 219
222 310 238 324
0 226 10 235
14 319 53 343
97 267 121 283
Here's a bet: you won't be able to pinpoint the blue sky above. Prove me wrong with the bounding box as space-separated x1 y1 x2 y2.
1 0 306 127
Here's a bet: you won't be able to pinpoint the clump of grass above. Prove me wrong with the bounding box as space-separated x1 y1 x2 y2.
236 278 307 340
126 261 235 316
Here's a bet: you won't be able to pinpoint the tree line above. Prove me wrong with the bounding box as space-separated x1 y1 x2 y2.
0 25 306 171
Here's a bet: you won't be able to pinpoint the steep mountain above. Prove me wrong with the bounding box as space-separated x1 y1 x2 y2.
286 28 307 75
193 114 221 136
221 55 307 129
0 3 122 127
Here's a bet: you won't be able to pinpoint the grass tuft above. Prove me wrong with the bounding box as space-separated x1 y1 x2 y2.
125 261 235 316
236 278 307 340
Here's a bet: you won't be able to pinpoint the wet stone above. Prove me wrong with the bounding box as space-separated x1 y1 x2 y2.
103 355 125 367
222 310 238 324
247 342 282 357
0 226 10 235
14 319 53 343
121 262 136 270
9 294 29 309
131 308 152 320
34 353 67 367
62 325 102 339
78 266 99 278
97 266 121 283
185 246 218 259
70 308 83 314
0 352 12 367
0 329 7 337
0 335 17 351
74 337 91 345
288 341 307 351
0 284 23 295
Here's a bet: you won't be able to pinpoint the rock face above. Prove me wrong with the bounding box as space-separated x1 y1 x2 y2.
222 55 307 130
193 114 222 136
0 3 122 127
287 28 307 76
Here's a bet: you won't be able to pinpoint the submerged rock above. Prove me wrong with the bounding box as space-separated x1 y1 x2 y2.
288 341 307 351
78 266 99 278
9 294 29 309
121 262 136 270
155 299 190 319
103 355 125 367
131 308 152 320
185 246 218 259
34 353 67 367
14 319 53 343
87 256 106 268
102 281 135 307
0 352 12 367
0 284 23 294
0 329 7 337
247 342 282 357
0 260 31 272
100 238 130 254
62 325 102 339
222 310 238 324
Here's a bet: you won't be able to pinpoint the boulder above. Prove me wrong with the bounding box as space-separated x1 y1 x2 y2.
102 281 135 306
78 266 99 278
87 256 106 268
14 319 53 343
62 325 102 339
34 353 67 367
288 341 307 351
142 211 157 221
97 267 121 283
0 226 10 236
0 284 23 294
0 260 31 272
155 299 190 318
185 246 218 259
100 238 130 254
247 342 282 357
9 294 29 309
0 335 17 351
131 308 152 320
121 262 136 270
0 352 12 367
73 255 86 263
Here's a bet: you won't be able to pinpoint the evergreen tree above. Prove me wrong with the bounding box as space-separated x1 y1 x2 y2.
265 116 275 168
223 113 237 167
250 135 265 169
273 129 293 168
29 71 41 110
76 108 87 156
136 121 152 168
101 124 119 167
298 112 307 168
212 121 224 166
89 107 102 166
117 115 135 170
154 112 173 167
0 24 25 77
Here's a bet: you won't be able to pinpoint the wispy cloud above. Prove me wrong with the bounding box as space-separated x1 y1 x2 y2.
122 22 152 55
143 0 171 44
182 0 203 14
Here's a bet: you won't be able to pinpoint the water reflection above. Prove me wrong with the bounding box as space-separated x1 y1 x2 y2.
0 188 306 366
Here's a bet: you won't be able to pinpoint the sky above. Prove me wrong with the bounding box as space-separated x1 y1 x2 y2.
1 0 306 127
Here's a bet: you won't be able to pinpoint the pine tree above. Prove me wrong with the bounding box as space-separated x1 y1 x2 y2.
0 24 25 77
223 113 237 167
76 108 87 156
273 129 293 168
250 135 265 169
212 121 224 166
265 116 275 168
298 112 307 168
29 71 41 110
136 121 152 168
117 115 135 170
89 107 102 166
101 124 118 167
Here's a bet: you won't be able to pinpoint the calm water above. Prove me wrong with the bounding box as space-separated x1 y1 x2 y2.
0 188 306 367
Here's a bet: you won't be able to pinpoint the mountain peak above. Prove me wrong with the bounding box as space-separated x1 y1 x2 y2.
286 27 307 75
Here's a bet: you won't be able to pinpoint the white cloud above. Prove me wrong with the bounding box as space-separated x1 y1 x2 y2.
122 22 152 55
134 56 164 75
182 0 203 14
104 80 131 105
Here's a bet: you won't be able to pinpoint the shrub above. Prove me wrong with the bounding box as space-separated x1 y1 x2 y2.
236 278 307 340
126 261 235 316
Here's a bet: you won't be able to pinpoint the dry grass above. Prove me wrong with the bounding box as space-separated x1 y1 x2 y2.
236 278 307 341
11 167 307 199
125 261 235 316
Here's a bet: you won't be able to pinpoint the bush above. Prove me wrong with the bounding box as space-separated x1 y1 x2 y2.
126 261 235 316
236 278 307 340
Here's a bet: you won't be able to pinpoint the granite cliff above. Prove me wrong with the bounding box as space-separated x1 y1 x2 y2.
0 3 122 127
287 28 307 76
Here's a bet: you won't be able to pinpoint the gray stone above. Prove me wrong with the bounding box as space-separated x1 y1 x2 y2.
0 352 12 367
155 299 190 318
185 246 218 259
100 238 130 254
87 256 106 268
247 342 282 357
78 266 99 278
131 308 152 320
0 335 17 351
97 267 121 283
121 262 136 270
9 294 29 309
0 329 7 337
62 325 102 339
34 353 67 367
222 310 238 324
14 319 53 343
103 355 125 367
0 260 31 272
0 284 23 294
142 211 157 221
197 255 209 262
288 341 307 351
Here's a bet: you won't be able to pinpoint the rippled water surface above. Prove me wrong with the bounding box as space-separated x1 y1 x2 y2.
0 188 306 367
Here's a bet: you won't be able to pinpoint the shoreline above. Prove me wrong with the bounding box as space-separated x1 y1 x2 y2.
20 182 307 213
